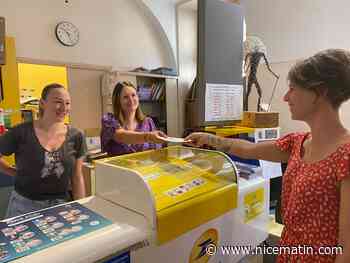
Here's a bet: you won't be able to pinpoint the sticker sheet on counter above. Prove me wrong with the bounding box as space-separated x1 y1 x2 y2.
0 202 112 262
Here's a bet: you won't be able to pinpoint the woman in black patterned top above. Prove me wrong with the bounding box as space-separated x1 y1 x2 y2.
0 83 87 218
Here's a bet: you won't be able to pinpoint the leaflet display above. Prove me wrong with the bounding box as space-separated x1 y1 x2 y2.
0 202 112 262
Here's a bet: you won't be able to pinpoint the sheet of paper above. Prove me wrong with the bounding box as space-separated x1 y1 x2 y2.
259 160 282 179
205 83 243 122
163 137 185 143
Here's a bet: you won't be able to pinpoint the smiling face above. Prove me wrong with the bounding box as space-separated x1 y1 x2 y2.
283 83 319 121
119 85 139 115
40 88 71 122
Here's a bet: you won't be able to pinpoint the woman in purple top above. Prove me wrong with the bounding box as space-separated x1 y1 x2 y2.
101 81 167 156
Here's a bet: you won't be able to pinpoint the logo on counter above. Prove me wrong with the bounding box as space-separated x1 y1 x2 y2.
189 228 218 263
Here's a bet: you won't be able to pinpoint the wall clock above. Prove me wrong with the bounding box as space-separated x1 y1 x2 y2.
55 21 79 47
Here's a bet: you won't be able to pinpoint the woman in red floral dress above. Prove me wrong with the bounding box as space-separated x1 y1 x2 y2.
186 49 350 262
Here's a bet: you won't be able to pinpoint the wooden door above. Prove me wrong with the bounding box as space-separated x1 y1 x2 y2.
67 66 106 131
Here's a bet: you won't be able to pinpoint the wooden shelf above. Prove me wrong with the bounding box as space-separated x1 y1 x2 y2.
139 100 165 103
118 71 178 79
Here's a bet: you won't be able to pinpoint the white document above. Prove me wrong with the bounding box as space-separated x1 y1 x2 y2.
259 160 282 179
205 83 243 122
163 137 185 143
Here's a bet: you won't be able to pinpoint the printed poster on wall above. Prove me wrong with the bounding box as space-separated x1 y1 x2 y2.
0 202 112 262
205 83 243 122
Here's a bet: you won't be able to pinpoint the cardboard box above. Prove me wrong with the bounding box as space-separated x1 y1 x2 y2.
241 111 279 128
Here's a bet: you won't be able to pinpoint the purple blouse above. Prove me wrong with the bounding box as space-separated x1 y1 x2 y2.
101 113 162 156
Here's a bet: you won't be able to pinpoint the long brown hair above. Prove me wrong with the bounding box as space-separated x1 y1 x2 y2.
38 83 65 117
112 81 145 126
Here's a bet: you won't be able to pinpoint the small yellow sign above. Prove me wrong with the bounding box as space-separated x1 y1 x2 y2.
244 188 264 223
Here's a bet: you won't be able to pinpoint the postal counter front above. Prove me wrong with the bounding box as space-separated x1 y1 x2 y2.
0 146 269 263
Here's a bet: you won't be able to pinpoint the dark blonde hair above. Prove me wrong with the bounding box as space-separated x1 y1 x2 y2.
39 83 65 117
112 81 145 125
288 49 350 108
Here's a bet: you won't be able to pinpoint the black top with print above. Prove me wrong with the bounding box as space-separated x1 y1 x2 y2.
0 122 86 200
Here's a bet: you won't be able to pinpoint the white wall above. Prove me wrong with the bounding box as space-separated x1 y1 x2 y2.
141 0 178 68
1 0 176 70
177 8 197 89
247 61 309 135
177 7 197 133
248 59 350 135
243 0 350 134
243 0 350 63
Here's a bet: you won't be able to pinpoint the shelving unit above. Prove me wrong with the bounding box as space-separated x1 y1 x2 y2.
101 71 180 137
136 75 166 132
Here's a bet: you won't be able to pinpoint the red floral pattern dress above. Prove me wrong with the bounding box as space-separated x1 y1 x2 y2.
275 132 349 263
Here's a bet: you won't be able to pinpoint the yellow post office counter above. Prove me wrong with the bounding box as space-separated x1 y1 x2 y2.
94 146 238 245
93 146 269 263
5 146 269 263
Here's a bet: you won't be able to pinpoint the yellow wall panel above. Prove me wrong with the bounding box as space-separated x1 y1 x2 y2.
0 37 21 125
0 37 21 165
18 63 68 100
18 63 68 122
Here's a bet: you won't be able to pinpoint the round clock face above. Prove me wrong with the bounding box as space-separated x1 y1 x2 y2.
55 21 79 46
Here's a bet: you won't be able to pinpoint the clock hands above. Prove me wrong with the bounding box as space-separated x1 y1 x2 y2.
65 29 73 43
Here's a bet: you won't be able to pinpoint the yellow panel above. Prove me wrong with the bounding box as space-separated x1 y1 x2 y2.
17 63 68 122
0 37 21 165
0 37 21 125
244 187 264 223
157 184 237 244
205 125 255 137
18 63 68 99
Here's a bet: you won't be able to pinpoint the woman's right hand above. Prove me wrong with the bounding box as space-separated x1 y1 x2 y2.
145 131 167 144
184 132 214 147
